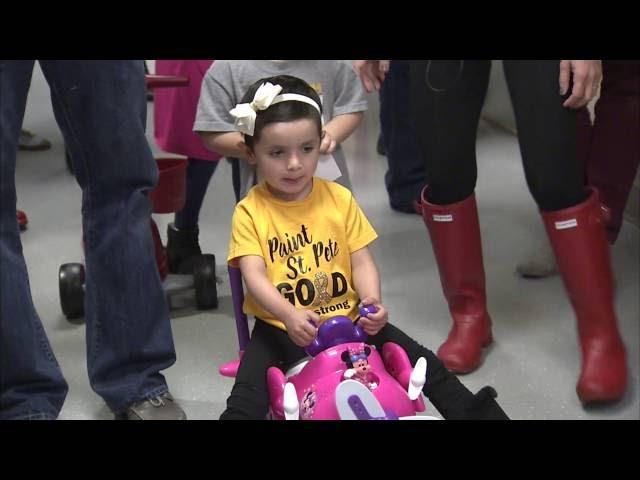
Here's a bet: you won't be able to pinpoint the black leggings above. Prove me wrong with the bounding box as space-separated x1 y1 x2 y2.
220 320 508 420
409 60 587 211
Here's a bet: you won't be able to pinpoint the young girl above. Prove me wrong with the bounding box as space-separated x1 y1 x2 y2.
221 75 508 420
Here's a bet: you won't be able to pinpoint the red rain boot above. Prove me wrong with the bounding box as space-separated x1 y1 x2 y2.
541 188 628 403
419 188 493 373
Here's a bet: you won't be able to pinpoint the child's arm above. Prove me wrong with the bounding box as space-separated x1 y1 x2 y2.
350 246 389 335
238 255 319 346
198 131 249 160
194 62 250 160
320 112 364 154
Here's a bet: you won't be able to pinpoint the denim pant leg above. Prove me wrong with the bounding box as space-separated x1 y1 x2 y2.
379 60 427 209
0 60 69 420
39 61 177 414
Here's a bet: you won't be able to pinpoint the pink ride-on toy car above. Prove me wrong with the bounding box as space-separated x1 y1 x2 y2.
58 75 218 321
266 310 439 420
218 270 439 420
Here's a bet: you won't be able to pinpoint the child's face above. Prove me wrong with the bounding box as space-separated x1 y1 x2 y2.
250 118 321 202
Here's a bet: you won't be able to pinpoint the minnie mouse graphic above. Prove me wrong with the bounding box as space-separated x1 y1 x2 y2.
300 388 317 419
341 346 379 390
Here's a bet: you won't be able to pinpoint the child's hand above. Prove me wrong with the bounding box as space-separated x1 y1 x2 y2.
358 297 388 336
320 130 337 154
282 309 320 347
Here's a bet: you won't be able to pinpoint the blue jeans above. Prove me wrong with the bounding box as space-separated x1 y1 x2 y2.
379 60 427 211
0 60 177 419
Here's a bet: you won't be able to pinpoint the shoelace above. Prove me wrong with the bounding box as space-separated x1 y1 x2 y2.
148 395 167 407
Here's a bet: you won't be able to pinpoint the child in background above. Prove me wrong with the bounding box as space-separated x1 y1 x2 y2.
194 60 367 200
154 60 223 273
220 75 508 420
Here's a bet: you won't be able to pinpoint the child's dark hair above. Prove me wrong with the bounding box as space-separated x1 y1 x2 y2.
239 75 323 148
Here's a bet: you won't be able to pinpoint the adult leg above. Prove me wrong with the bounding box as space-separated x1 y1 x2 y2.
504 60 627 403
587 60 640 243
0 60 69 420
40 60 184 416
516 105 592 279
379 60 427 213
411 60 493 373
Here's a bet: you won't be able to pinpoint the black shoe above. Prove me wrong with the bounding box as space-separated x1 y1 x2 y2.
166 223 203 274
377 134 386 156
461 386 509 420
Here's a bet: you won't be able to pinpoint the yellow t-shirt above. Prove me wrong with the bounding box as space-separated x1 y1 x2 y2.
227 178 378 331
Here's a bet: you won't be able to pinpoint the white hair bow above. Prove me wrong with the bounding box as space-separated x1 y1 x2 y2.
229 82 323 136
229 82 283 136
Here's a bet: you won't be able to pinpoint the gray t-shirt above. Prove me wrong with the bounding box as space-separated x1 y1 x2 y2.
194 60 368 195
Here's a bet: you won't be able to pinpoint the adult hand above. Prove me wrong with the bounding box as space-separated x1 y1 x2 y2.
559 60 602 109
353 60 390 92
